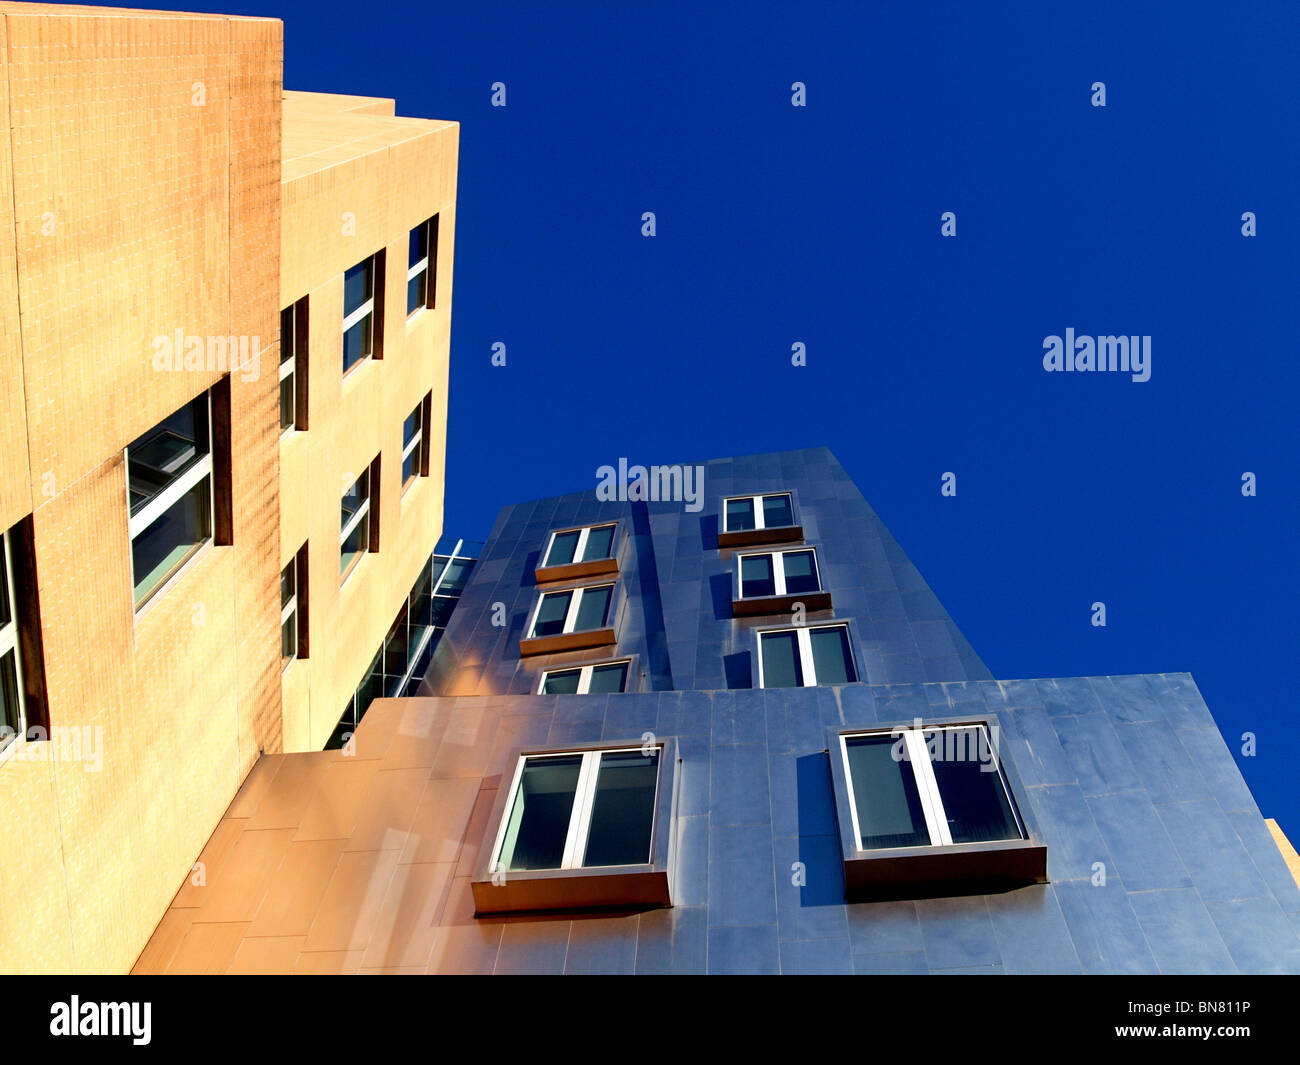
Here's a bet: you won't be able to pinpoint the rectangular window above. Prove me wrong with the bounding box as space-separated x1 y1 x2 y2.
407 216 438 316
738 547 821 598
343 252 384 373
542 524 616 568
723 492 794 533
401 402 423 490
280 560 298 667
529 584 613 639
0 532 24 754
340 468 372 581
127 392 215 610
279 297 308 432
839 725 1025 851
758 623 856 687
539 660 630 695
493 747 660 872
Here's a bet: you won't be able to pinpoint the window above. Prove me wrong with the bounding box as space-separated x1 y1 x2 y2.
340 467 373 581
529 584 613 639
738 547 821 598
757 623 856 687
280 559 300 667
542 524 616 569
127 393 214 609
407 216 438 316
539 660 630 695
343 252 384 373
828 721 1046 898
0 532 24 754
723 492 794 533
471 739 677 915
279 297 308 432
401 401 424 490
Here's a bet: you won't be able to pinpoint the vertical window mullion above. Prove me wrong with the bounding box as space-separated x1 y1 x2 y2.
577 665 593 695
797 626 815 686
561 751 601 868
906 729 952 845
562 588 583 634
574 527 589 562
773 552 787 596
753 494 766 530
491 755 529 871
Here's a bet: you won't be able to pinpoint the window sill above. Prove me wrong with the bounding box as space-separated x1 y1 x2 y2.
733 590 831 617
339 550 370 591
341 355 375 388
133 538 215 624
519 626 616 657
534 557 618 585
840 838 1047 902
718 524 804 549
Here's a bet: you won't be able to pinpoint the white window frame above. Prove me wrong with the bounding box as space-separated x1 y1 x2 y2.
722 492 794 533
0 531 25 754
280 560 298 668
339 470 372 582
736 545 821 598
542 523 617 568
126 394 215 611
527 583 614 639
490 745 662 872
837 724 1026 851
406 219 431 317
401 404 423 491
342 256 377 370
537 659 631 695
755 622 856 688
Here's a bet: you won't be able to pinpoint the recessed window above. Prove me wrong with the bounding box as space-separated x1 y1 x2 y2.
401 402 424 490
529 584 613 639
279 297 308 433
340 467 373 581
738 547 821 598
407 216 438 316
127 393 214 610
543 524 616 568
470 739 677 915
280 560 299 667
539 660 630 695
828 721 1046 898
343 252 384 373
0 532 25 755
724 492 794 533
757 623 857 688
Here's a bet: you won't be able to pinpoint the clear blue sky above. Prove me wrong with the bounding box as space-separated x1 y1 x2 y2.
107 1 1300 836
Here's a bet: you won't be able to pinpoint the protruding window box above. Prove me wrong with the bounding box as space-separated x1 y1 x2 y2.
827 719 1047 901
718 492 803 548
535 523 619 584
519 583 617 657
471 738 677 915
733 546 830 616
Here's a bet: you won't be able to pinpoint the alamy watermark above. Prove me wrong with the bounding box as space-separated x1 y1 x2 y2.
152 329 262 382
0 725 104 771
595 459 704 513
1042 329 1151 382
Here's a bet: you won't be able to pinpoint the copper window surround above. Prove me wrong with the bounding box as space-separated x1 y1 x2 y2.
534 521 621 585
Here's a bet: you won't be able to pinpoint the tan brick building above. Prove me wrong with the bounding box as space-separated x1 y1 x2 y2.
0 3 456 974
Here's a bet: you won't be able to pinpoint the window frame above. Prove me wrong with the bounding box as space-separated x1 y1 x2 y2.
279 306 296 436
126 391 216 612
755 621 858 688
534 521 620 583
406 215 437 317
732 544 831 616
519 581 619 656
0 531 25 757
470 737 677 915
537 658 633 695
280 559 298 669
401 402 423 492
722 492 795 534
717 491 804 548
342 251 385 375
339 468 372 584
527 582 614 640
826 716 1047 900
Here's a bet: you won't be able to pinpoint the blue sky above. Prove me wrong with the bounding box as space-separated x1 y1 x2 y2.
110 2 1300 834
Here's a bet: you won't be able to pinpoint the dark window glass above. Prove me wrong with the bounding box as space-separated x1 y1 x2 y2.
356 650 382 723
587 662 628 694
409 223 428 267
280 563 295 610
431 555 450 586
499 755 583 871
581 525 615 562
725 497 755 531
782 550 819 594
383 602 409 695
545 530 580 567
0 539 10 627
279 372 294 431
280 306 295 357
342 317 372 372
430 595 456 627
409 561 433 637
810 626 855 684
0 649 20 744
844 734 931 850
131 477 211 607
741 554 776 598
402 450 418 485
281 615 296 661
531 591 572 637
763 493 794 528
403 410 419 446
340 515 369 575
437 558 473 593
407 275 426 316
760 630 803 688
541 669 581 695
127 398 209 515
583 751 659 867
343 258 373 316
573 585 611 631
926 727 1022 844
